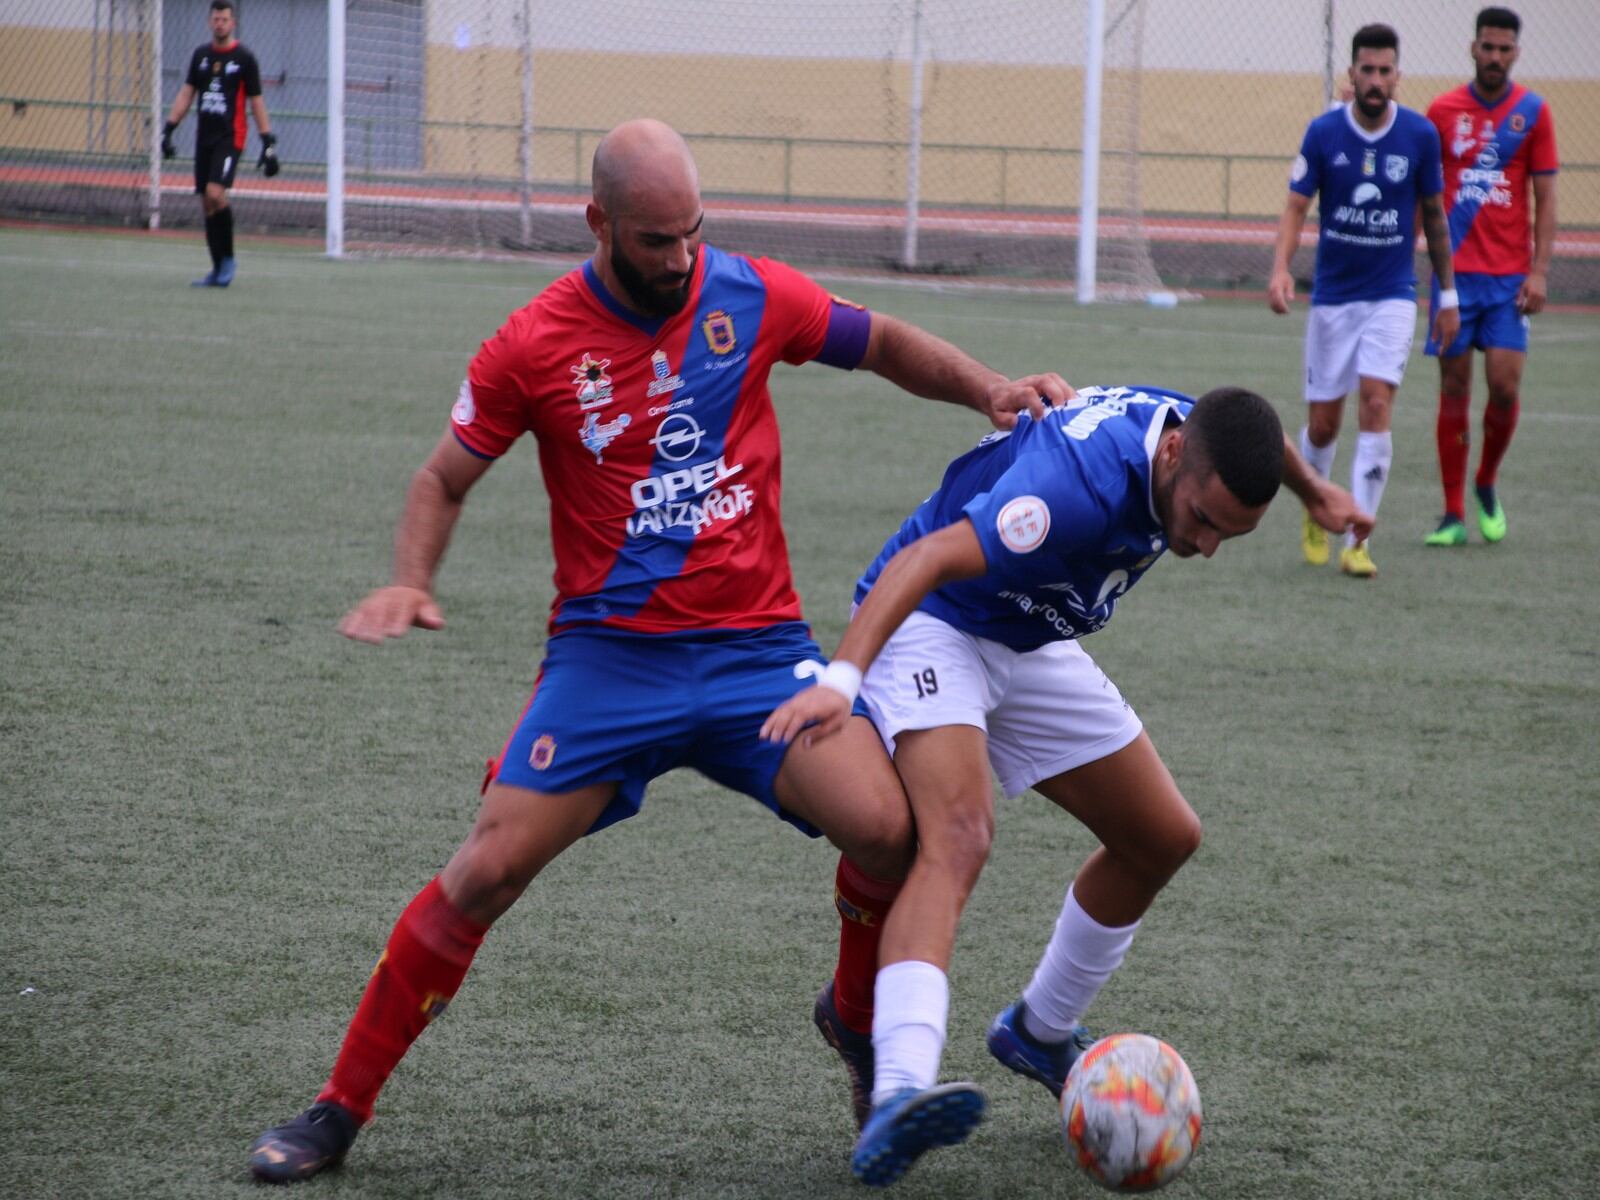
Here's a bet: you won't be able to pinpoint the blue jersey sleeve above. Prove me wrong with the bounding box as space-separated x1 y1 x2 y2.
961 449 1111 589
1290 119 1321 198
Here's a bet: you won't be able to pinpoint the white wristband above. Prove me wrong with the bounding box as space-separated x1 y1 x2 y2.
817 660 863 704
1437 288 1459 310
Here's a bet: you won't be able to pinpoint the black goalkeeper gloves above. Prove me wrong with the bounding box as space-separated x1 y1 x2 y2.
160 121 177 159
258 131 280 177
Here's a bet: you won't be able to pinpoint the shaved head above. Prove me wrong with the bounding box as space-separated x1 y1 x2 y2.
586 119 705 317
591 118 699 218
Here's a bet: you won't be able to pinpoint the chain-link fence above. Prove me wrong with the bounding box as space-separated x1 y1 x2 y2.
2 0 1595 296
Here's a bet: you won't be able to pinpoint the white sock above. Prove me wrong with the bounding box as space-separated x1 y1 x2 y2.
871 960 949 1103
1020 885 1139 1042
1348 430 1392 547
1300 424 1337 480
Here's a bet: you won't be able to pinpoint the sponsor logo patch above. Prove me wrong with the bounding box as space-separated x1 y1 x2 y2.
649 412 705 462
646 349 686 397
570 353 614 410
580 411 631 462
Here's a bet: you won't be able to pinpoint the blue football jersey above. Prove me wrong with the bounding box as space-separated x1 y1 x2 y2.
855 386 1189 652
1289 102 1443 305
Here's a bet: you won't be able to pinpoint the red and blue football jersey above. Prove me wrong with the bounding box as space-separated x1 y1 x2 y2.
452 244 872 635
1428 83 1558 276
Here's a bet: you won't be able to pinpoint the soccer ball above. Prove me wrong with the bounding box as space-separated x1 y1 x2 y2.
1059 1033 1202 1192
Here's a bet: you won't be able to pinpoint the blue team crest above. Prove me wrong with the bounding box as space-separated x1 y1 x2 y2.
1384 154 1408 183
1361 148 1377 177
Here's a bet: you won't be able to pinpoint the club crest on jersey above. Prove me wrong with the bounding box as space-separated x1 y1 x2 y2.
1361 148 1376 177
570 353 614 409
702 310 736 355
1509 113 1526 133
1384 155 1408 183
645 348 686 397
580 411 631 462
529 735 556 770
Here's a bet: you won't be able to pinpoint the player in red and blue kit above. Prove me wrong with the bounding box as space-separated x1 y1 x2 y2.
1423 6 1559 547
764 387 1373 1185
1269 24 1457 580
247 119 1068 1185
160 0 278 288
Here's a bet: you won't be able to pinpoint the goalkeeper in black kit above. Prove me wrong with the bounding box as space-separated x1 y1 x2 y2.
160 0 278 288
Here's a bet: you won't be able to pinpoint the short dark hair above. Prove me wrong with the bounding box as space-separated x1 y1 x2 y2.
211 1 234 13
1476 6 1520 36
1351 23 1399 61
1183 388 1284 508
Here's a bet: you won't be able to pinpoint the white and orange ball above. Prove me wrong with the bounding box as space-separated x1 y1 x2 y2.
1059 1033 1202 1192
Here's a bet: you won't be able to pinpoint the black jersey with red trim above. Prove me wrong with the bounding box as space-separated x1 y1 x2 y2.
185 41 261 152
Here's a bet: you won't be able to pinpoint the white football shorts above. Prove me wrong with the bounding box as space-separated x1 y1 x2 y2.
859 609 1144 798
1304 297 1417 401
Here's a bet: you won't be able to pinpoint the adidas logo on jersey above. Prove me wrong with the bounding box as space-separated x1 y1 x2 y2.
1333 152 1350 166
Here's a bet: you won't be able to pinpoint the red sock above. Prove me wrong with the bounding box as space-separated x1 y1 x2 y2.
1475 398 1520 488
316 876 488 1123
831 856 902 1035
1436 392 1471 520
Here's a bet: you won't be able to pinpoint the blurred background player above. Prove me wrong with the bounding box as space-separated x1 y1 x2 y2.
1269 23 1456 580
159 0 278 288
1423 6 1559 547
763 387 1372 1186
246 118 1068 1185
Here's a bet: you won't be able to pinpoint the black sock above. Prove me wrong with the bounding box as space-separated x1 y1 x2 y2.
203 212 222 269
216 206 234 261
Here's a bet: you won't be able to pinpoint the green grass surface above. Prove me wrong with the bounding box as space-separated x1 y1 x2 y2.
2 227 1598 1198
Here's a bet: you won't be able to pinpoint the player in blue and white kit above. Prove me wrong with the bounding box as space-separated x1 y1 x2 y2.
763 386 1373 1186
1269 23 1457 579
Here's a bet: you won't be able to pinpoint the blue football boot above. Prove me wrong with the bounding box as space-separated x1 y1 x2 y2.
985 999 1095 1098
215 256 237 287
850 1082 986 1188
190 268 219 287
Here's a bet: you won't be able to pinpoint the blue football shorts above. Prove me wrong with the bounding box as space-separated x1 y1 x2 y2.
1426 272 1530 357
487 621 838 837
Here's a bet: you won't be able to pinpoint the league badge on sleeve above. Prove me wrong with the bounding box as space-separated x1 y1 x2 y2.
452 379 475 426
997 496 1050 554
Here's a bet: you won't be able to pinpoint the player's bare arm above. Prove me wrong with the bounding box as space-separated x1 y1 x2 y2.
1419 193 1460 348
1521 172 1557 315
249 94 272 141
859 312 1071 429
1282 435 1375 541
760 519 987 746
1268 191 1312 313
338 432 493 644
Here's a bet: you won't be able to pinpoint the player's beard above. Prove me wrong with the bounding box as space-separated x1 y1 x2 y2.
1476 63 1508 93
1356 88 1390 121
611 241 696 317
